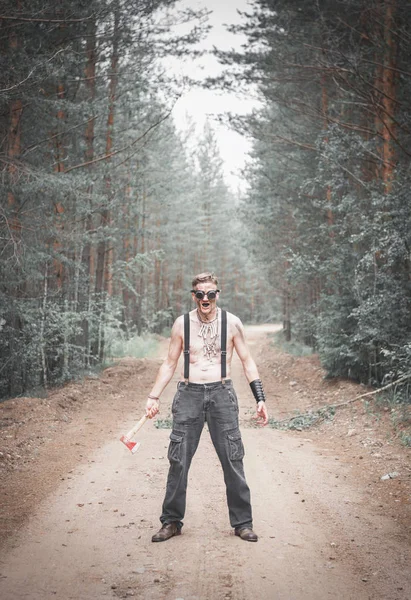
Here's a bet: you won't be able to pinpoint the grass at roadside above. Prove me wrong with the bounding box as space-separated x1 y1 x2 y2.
155 417 173 429
106 333 160 359
270 330 313 356
268 330 411 444
268 406 336 431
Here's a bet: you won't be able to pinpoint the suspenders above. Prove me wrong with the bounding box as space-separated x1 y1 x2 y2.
184 309 227 384
183 312 190 382
221 308 227 382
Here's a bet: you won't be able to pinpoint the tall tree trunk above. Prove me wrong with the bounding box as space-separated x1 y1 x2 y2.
104 4 120 300
321 72 334 230
380 0 397 193
154 211 161 313
174 268 183 317
82 17 97 365
7 100 23 232
94 3 120 359
131 204 140 329
122 174 133 333
162 262 169 318
283 286 292 342
53 81 66 289
6 92 24 395
39 264 49 390
374 1 397 191
136 189 146 335
7 0 23 243
6 1 24 396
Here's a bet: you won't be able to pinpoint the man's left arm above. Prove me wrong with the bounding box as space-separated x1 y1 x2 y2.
232 318 269 426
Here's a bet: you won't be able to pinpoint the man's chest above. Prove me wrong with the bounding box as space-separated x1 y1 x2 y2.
190 330 222 357
188 314 232 360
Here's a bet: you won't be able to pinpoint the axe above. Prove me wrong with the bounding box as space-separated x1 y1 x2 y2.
120 414 148 454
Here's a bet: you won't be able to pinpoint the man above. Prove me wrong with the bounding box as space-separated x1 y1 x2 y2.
146 272 268 543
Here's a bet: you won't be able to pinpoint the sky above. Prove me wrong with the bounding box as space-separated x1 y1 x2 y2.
168 0 258 192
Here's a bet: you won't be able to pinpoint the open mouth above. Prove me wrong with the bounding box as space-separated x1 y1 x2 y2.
201 302 210 309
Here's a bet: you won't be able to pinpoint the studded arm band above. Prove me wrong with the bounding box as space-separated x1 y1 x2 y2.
250 379 266 403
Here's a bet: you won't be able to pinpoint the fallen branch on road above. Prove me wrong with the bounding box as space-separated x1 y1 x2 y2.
268 372 411 431
330 371 411 410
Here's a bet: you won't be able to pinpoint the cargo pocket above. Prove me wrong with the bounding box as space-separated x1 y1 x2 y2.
171 390 181 414
227 429 244 461
227 389 238 409
168 431 184 463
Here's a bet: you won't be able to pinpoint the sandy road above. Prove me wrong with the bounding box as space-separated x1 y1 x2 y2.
0 325 410 599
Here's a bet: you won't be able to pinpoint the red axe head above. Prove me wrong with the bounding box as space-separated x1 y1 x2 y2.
120 435 141 454
120 415 147 454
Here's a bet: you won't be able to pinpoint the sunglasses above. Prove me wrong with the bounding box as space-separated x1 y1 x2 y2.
191 289 220 300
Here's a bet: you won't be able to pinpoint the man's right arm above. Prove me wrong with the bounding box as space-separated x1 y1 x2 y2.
145 317 183 419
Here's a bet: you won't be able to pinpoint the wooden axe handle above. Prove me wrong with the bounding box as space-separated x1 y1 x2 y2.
123 414 148 441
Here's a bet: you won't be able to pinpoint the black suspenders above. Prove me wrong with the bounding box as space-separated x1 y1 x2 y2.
183 312 190 382
183 310 227 384
221 309 227 383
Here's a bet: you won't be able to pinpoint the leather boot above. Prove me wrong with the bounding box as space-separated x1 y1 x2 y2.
151 522 181 542
235 527 258 542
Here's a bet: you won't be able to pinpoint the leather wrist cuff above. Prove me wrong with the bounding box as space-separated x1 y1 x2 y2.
250 379 266 403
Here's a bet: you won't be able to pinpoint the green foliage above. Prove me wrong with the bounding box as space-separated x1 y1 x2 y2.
106 332 159 359
154 417 173 429
271 331 313 357
269 406 335 431
373 391 411 445
1 0 270 399
217 0 411 394
400 432 411 448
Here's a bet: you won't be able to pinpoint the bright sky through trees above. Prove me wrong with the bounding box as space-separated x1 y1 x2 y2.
169 0 257 192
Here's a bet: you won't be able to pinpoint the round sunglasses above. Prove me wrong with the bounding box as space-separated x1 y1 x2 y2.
191 289 220 300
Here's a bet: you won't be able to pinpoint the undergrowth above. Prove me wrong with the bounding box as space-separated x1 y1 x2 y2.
155 417 173 429
270 331 313 357
106 333 159 359
268 406 335 431
374 391 411 447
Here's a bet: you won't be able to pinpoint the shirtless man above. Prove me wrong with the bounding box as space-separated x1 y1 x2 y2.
146 272 268 543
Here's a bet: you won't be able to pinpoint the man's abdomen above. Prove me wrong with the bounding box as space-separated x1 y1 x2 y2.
180 361 232 383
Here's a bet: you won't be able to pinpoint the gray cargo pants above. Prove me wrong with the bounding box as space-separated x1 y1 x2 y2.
160 379 253 531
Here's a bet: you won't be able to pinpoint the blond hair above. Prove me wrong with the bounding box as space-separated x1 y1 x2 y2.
191 272 219 288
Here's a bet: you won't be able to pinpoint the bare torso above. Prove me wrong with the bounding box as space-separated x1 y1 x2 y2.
178 308 236 383
146 294 267 422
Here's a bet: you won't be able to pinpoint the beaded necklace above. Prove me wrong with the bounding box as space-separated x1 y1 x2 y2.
197 308 219 360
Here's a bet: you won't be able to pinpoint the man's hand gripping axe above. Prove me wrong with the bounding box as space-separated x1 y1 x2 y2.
120 414 148 454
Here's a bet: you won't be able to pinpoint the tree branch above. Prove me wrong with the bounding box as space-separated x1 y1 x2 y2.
266 133 317 152
64 111 171 173
23 114 101 156
272 372 411 427
331 372 411 410
0 48 66 93
0 14 94 23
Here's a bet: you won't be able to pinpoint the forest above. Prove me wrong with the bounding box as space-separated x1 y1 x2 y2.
1 0 411 402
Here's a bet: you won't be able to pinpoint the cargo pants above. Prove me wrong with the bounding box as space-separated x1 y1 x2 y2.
160 379 253 530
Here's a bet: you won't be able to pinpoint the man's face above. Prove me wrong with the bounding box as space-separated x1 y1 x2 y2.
192 281 219 318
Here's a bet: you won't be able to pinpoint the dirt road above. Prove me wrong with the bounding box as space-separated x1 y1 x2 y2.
1 325 410 599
